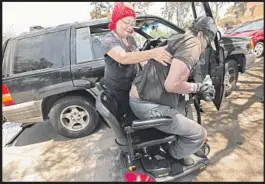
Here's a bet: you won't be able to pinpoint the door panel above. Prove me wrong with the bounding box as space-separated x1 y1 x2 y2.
192 2 226 110
70 26 105 89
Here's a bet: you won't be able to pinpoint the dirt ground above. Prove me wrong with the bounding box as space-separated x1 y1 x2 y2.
2 58 264 182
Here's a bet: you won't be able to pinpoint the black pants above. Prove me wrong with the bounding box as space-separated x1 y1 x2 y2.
105 84 131 120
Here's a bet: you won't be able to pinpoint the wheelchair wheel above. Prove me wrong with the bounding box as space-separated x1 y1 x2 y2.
201 142 210 156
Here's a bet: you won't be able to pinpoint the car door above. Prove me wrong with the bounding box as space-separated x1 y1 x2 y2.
192 2 226 110
70 24 105 89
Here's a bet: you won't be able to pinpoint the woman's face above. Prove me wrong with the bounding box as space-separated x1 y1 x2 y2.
116 16 136 38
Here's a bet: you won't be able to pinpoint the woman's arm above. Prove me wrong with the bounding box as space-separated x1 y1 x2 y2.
107 46 172 66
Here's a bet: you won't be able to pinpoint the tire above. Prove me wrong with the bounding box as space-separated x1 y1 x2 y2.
49 96 100 139
254 41 264 58
224 59 239 97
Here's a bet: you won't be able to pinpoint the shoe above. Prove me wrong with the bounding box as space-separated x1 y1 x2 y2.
176 156 194 166
194 148 207 158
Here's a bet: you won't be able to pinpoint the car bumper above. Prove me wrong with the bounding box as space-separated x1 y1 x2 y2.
245 51 256 70
3 100 43 124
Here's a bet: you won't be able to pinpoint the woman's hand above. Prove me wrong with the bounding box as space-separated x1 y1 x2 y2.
150 47 172 66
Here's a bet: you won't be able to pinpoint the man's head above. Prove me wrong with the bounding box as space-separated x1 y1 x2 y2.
189 16 218 52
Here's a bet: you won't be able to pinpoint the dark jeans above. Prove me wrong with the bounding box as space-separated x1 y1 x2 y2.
129 96 207 159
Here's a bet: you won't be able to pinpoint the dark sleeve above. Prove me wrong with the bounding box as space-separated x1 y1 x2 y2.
168 37 201 72
101 33 122 55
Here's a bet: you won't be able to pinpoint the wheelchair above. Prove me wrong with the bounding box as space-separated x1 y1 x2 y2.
95 88 210 182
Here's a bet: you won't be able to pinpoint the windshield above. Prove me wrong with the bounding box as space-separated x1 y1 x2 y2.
140 21 178 39
232 20 264 33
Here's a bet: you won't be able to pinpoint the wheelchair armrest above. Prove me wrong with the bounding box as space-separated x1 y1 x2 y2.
131 116 173 130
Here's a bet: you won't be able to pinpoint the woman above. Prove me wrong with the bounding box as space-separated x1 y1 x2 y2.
102 2 172 120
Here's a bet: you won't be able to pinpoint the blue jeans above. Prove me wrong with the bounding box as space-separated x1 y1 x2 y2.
129 96 207 159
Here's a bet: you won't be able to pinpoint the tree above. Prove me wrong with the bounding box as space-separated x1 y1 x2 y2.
225 2 246 17
90 2 113 20
161 2 176 22
2 25 15 45
161 2 191 28
131 2 154 15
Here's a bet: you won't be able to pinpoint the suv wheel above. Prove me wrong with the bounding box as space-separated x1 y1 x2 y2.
224 59 239 97
254 41 264 58
49 96 100 138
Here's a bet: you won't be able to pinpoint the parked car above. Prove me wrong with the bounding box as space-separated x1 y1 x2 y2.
225 18 264 58
2 3 255 138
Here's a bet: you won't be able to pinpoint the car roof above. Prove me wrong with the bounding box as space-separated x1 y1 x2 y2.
13 15 184 39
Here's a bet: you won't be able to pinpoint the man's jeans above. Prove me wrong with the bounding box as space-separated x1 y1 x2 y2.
129 96 207 159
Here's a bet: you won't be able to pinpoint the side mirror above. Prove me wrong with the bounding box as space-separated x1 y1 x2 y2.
216 31 222 41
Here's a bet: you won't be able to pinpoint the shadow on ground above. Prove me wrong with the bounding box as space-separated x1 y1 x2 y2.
11 118 107 147
181 59 264 181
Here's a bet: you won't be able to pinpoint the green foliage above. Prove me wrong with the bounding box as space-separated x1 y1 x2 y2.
225 2 246 17
161 2 193 29
90 2 113 20
131 2 154 14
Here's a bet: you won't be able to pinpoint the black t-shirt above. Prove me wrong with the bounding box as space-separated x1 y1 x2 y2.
102 32 138 91
133 32 201 110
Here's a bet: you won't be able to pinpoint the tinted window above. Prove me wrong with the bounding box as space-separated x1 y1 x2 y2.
13 30 67 74
76 27 93 63
91 31 109 60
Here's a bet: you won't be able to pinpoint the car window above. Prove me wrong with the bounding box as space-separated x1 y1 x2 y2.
141 21 178 39
76 27 93 63
233 22 255 33
13 30 67 74
131 32 147 48
252 20 264 30
90 31 109 60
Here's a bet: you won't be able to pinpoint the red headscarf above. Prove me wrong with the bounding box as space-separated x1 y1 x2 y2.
109 2 136 30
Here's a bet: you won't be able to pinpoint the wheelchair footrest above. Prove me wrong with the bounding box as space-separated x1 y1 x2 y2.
141 157 171 178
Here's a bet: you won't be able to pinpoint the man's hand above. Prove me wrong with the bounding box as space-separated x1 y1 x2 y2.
196 83 216 102
150 47 172 66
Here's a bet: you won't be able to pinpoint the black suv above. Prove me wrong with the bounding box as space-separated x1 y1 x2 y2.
2 3 255 139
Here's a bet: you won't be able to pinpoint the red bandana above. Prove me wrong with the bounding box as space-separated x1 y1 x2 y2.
109 2 136 30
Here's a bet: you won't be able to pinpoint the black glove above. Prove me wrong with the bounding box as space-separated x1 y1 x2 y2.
196 83 216 102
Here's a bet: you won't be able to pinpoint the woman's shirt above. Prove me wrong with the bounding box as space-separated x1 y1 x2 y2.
102 32 138 91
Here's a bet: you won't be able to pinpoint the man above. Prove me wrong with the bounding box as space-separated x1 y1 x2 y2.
129 16 217 166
